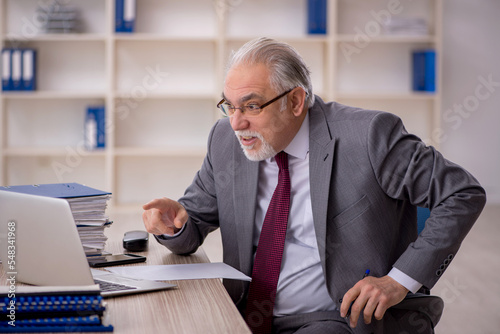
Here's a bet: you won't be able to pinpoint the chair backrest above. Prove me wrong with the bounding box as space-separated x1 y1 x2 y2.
417 207 430 234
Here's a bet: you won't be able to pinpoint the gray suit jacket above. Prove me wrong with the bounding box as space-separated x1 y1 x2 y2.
157 96 485 319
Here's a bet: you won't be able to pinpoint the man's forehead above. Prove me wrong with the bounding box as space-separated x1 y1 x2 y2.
223 64 272 103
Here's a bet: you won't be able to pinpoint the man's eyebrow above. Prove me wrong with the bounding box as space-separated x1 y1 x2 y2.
220 92 264 105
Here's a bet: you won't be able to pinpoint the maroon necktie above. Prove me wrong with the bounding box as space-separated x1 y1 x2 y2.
245 151 290 334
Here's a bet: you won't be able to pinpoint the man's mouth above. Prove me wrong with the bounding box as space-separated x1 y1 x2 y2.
240 135 257 147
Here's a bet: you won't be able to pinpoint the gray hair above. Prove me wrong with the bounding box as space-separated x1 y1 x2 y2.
226 37 315 109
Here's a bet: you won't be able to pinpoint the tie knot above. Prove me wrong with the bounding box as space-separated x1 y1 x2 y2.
275 151 288 170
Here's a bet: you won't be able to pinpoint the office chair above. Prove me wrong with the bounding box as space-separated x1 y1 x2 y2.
417 206 431 234
382 206 443 333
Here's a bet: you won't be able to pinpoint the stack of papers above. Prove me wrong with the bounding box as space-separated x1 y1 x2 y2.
36 1 80 33
383 17 428 36
0 183 112 256
66 194 113 255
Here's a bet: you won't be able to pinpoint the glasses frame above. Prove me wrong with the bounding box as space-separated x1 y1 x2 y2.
217 88 295 117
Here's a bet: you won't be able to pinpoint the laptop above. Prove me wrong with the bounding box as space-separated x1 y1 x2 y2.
0 190 175 297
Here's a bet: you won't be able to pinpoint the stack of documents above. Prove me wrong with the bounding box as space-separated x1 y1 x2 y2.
383 17 428 36
0 183 112 256
36 0 80 33
0 285 113 332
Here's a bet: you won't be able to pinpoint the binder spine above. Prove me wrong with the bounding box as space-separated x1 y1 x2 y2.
2 48 12 91
412 49 436 92
85 106 106 150
11 49 22 91
22 49 37 91
307 0 327 35
115 0 136 33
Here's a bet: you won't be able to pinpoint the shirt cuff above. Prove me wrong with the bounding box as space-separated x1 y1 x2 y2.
155 223 186 240
388 268 423 294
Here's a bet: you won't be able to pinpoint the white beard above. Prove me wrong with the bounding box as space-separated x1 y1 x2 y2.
234 130 277 161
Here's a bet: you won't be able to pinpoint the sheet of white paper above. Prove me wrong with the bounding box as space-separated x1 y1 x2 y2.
106 262 251 281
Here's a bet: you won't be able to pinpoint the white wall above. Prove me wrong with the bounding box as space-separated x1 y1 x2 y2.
441 0 500 203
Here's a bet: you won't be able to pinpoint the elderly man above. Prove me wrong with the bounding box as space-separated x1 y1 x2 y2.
143 37 486 334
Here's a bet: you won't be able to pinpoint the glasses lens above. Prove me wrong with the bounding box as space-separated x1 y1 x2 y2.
222 103 233 116
243 104 262 116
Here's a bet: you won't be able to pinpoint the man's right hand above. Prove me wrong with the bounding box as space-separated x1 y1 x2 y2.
142 198 188 236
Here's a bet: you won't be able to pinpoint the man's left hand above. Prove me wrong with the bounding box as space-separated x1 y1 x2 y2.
340 275 409 328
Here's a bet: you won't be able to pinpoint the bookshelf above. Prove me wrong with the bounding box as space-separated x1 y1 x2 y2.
0 0 442 212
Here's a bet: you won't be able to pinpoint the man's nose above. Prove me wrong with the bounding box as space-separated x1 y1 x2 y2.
230 110 249 131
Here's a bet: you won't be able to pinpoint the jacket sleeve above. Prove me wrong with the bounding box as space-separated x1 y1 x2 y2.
367 112 486 289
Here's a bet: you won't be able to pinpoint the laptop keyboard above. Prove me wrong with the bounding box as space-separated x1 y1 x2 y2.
94 278 137 292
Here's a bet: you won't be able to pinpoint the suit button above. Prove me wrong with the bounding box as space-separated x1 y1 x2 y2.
448 254 454 260
440 264 446 270
436 269 443 276
444 259 450 265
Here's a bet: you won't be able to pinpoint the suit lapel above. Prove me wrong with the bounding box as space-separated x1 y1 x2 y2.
308 101 336 268
232 141 259 275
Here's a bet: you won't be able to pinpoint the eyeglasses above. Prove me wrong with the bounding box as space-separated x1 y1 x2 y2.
217 88 294 117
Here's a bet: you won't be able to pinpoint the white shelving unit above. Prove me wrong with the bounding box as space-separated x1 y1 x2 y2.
0 0 442 212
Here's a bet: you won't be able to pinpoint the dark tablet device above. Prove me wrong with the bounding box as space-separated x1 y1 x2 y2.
123 230 149 252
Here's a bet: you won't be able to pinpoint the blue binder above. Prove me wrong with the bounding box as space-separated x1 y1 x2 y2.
0 183 111 199
0 287 114 332
412 49 436 92
307 0 327 34
115 0 136 33
1 48 12 91
22 48 37 91
85 105 106 150
10 49 23 91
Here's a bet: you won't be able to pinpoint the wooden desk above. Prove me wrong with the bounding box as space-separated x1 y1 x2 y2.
1 217 251 334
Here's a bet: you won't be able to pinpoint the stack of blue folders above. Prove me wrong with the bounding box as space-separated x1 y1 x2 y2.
0 285 113 332
1 48 36 91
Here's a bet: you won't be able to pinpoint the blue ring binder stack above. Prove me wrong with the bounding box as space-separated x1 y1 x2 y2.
1 48 37 92
0 286 114 332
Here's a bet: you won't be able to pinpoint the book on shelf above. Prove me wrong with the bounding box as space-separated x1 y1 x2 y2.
0 183 112 256
0 285 113 332
84 105 106 150
115 0 136 33
1 48 37 92
307 0 327 35
412 49 436 92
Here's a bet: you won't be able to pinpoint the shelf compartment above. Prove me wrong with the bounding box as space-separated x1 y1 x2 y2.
113 147 206 157
336 0 436 35
336 35 436 43
3 0 107 36
1 91 106 99
335 42 435 94
114 156 205 205
335 91 436 100
5 155 106 188
1 40 107 92
113 98 214 149
226 0 309 38
131 0 217 38
5 98 105 148
114 40 216 95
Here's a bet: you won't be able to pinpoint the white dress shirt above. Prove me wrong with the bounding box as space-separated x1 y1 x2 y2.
254 113 422 317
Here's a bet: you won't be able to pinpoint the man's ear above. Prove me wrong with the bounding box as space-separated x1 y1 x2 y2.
290 87 307 117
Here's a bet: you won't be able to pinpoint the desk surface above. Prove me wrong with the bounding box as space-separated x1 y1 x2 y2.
0 213 251 334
